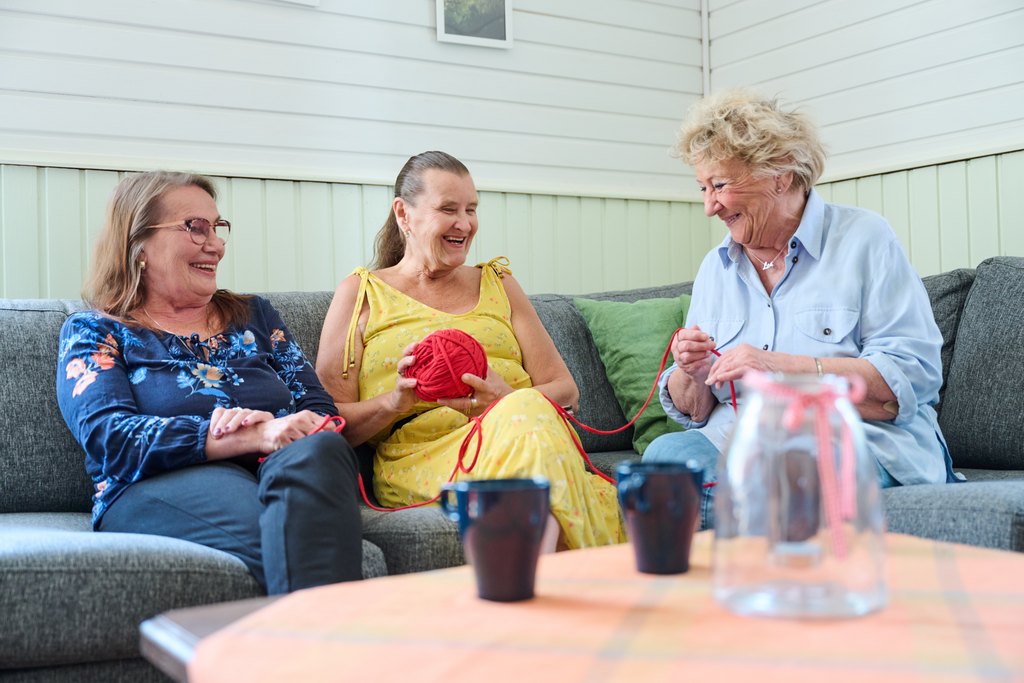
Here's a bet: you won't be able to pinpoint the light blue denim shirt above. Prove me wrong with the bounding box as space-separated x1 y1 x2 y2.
658 189 951 485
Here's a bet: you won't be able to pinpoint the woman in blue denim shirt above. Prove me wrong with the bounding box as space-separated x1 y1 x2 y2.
55 171 363 594
643 90 956 529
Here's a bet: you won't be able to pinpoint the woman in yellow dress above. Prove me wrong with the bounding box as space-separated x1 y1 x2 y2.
316 151 624 549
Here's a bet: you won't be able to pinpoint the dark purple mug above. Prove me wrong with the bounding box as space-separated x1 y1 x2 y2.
616 461 702 574
439 478 550 602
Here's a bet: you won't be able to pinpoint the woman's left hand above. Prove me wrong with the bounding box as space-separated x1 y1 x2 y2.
437 366 513 416
705 343 777 388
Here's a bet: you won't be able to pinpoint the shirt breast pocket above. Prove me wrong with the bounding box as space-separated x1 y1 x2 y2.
793 307 859 345
697 318 744 350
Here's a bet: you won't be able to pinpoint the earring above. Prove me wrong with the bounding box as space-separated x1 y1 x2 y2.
139 260 146 270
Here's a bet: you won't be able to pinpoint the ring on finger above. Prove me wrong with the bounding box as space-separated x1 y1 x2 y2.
470 395 478 408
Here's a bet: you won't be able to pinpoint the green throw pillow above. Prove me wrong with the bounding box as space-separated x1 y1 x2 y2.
573 294 691 454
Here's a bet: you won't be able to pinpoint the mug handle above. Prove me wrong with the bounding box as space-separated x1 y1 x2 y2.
617 472 650 513
438 484 460 523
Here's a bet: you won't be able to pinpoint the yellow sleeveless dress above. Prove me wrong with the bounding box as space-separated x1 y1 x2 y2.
342 257 625 548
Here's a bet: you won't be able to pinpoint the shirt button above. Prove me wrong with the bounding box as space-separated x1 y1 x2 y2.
709 336 715 341
762 344 769 350
790 241 797 249
767 302 772 308
792 256 799 264
823 328 832 336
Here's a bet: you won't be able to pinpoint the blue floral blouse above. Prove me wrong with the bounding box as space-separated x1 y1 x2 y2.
55 296 338 527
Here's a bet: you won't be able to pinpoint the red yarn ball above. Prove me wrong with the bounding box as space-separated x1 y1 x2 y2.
407 329 488 402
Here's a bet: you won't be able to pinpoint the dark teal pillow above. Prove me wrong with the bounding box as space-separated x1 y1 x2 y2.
573 294 690 453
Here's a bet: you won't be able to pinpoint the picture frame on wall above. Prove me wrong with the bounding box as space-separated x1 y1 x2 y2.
436 0 513 49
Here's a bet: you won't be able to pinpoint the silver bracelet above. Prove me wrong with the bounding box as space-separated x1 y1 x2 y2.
814 357 824 377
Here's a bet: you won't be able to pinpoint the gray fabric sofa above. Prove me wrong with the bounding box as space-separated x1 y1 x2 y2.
3 256 1023 680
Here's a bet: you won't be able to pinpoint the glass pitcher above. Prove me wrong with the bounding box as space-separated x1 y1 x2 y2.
713 371 887 618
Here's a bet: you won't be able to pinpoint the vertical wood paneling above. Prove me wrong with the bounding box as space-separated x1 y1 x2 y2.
998 151 1024 258
601 199 629 292
625 200 651 290
578 198 605 292
907 167 941 276
0 165 40 298
529 195 557 293
855 176 884 217
330 184 363 283
502 194 532 288
967 156 1001 265
297 181 333 291
473 191 507 270
554 196 582 294
82 170 119 272
360 186 390 268
226 178 267 294
880 172 911 260
42 167 83 297
3 152 1022 299
937 163 971 271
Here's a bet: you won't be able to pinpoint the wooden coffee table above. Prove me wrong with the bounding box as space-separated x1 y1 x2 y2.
142 532 1024 682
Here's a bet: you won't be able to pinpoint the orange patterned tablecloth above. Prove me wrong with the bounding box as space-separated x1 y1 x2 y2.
190 533 1024 682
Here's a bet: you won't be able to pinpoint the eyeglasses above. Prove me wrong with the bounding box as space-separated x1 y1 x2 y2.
147 217 231 245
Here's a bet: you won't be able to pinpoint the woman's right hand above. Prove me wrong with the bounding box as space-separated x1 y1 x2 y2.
671 325 717 382
388 342 422 413
255 410 326 454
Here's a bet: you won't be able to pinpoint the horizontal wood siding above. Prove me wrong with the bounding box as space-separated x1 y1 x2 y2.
709 0 1024 183
0 0 702 200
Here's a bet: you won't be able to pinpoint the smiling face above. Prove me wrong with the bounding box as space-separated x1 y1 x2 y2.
397 169 478 273
694 157 784 248
140 184 225 310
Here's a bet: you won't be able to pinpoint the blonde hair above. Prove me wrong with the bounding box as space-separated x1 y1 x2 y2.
673 88 826 191
84 171 250 326
371 151 471 269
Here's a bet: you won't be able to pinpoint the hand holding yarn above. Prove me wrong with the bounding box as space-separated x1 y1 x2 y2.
672 325 716 380
406 329 489 403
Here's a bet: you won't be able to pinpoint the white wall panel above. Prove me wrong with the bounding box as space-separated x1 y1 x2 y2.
0 0 701 200
709 0 1024 183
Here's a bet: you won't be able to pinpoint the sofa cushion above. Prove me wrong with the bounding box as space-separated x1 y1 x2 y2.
938 257 1024 469
360 507 462 575
574 294 690 453
920 268 975 412
0 512 386 669
884 481 1024 552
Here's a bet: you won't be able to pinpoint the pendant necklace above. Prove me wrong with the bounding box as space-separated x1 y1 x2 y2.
752 245 788 271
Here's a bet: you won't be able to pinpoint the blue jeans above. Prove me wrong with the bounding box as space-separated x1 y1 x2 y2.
642 430 904 531
99 431 363 594
642 430 720 531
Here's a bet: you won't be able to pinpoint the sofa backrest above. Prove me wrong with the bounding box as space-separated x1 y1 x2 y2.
0 260 1004 514
937 256 1024 470
0 299 91 513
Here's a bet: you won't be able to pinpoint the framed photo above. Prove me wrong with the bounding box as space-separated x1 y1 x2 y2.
436 0 513 49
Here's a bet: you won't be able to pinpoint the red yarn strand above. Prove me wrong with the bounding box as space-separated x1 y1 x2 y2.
317 327 734 511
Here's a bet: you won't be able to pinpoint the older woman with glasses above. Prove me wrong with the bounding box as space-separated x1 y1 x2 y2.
55 170 364 594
